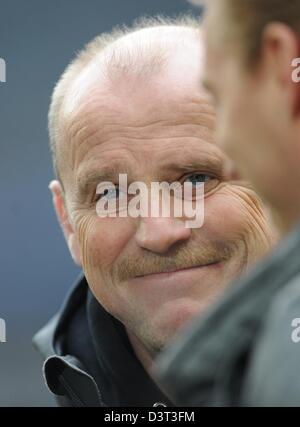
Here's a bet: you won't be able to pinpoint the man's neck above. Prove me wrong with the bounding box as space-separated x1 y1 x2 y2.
126 328 157 376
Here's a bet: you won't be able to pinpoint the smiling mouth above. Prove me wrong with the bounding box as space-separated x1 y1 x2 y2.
134 261 222 279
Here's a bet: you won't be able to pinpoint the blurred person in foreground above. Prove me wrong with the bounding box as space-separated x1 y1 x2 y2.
33 16 275 407
156 0 300 407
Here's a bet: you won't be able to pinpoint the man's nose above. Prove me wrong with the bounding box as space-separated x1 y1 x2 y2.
135 217 191 254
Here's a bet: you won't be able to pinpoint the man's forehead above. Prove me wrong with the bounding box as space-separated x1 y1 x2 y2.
63 70 209 155
59 26 214 183
63 26 204 118
61 76 216 181
65 106 220 197
64 89 216 163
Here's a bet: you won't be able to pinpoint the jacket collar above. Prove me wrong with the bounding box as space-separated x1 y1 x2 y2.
33 275 104 406
33 274 172 407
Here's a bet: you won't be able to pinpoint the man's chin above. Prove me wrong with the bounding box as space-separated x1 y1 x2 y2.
149 299 207 348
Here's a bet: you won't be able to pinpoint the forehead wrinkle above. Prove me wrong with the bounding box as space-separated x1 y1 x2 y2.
162 149 224 173
157 132 223 157
63 102 117 173
66 120 102 173
62 39 211 126
61 82 216 179
64 92 110 141
64 69 212 137
68 102 216 146
64 119 217 184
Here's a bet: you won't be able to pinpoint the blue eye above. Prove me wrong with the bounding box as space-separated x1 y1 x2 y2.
182 173 219 197
95 184 128 216
184 174 210 186
96 185 128 202
100 187 120 200
97 186 129 201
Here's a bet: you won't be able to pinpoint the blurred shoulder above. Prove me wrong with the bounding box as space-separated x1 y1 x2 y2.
242 273 300 406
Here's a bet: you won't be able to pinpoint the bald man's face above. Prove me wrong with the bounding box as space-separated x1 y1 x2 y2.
51 40 275 354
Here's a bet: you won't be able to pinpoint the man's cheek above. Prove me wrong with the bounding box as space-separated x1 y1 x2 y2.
220 186 274 253
205 190 246 237
75 214 99 273
206 188 264 246
75 216 128 276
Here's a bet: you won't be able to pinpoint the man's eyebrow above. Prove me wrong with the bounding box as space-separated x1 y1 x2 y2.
165 155 224 176
76 166 122 196
75 155 223 198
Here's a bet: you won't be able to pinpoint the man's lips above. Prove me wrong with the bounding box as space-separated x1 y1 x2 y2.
133 261 222 279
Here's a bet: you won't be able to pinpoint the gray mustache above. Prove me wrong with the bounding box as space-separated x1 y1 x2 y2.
114 243 232 281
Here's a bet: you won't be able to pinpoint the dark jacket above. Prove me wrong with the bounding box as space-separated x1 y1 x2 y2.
156 222 300 407
33 276 172 407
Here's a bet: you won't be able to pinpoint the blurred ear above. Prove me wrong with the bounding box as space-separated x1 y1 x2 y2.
261 23 300 117
49 180 82 266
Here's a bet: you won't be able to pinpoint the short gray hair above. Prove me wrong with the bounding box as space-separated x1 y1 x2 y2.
48 15 201 180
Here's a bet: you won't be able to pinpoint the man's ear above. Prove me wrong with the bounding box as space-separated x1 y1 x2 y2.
262 23 300 117
49 180 82 266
